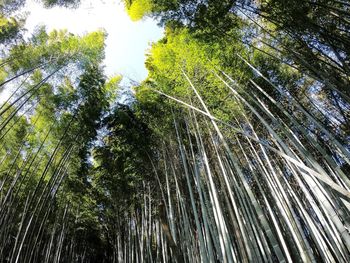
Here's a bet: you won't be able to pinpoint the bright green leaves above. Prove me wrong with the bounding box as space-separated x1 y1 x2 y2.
74 30 107 66
0 65 8 84
146 28 218 92
140 27 244 128
125 0 153 21
0 15 23 44
123 0 239 34
104 75 122 104
6 28 106 74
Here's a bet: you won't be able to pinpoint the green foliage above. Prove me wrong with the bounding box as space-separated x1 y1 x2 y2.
124 0 153 21
0 15 23 44
139 26 245 128
124 0 239 33
93 104 155 200
104 75 122 103
6 27 106 73
0 23 114 261
0 1 349 262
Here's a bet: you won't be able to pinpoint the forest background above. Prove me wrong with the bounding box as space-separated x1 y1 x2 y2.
0 0 349 262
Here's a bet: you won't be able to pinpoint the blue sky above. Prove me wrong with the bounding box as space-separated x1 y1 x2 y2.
24 0 164 81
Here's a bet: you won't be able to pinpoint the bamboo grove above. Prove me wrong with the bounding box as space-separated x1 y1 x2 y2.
0 0 349 262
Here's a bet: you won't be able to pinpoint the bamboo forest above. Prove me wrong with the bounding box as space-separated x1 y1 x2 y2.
0 0 350 262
